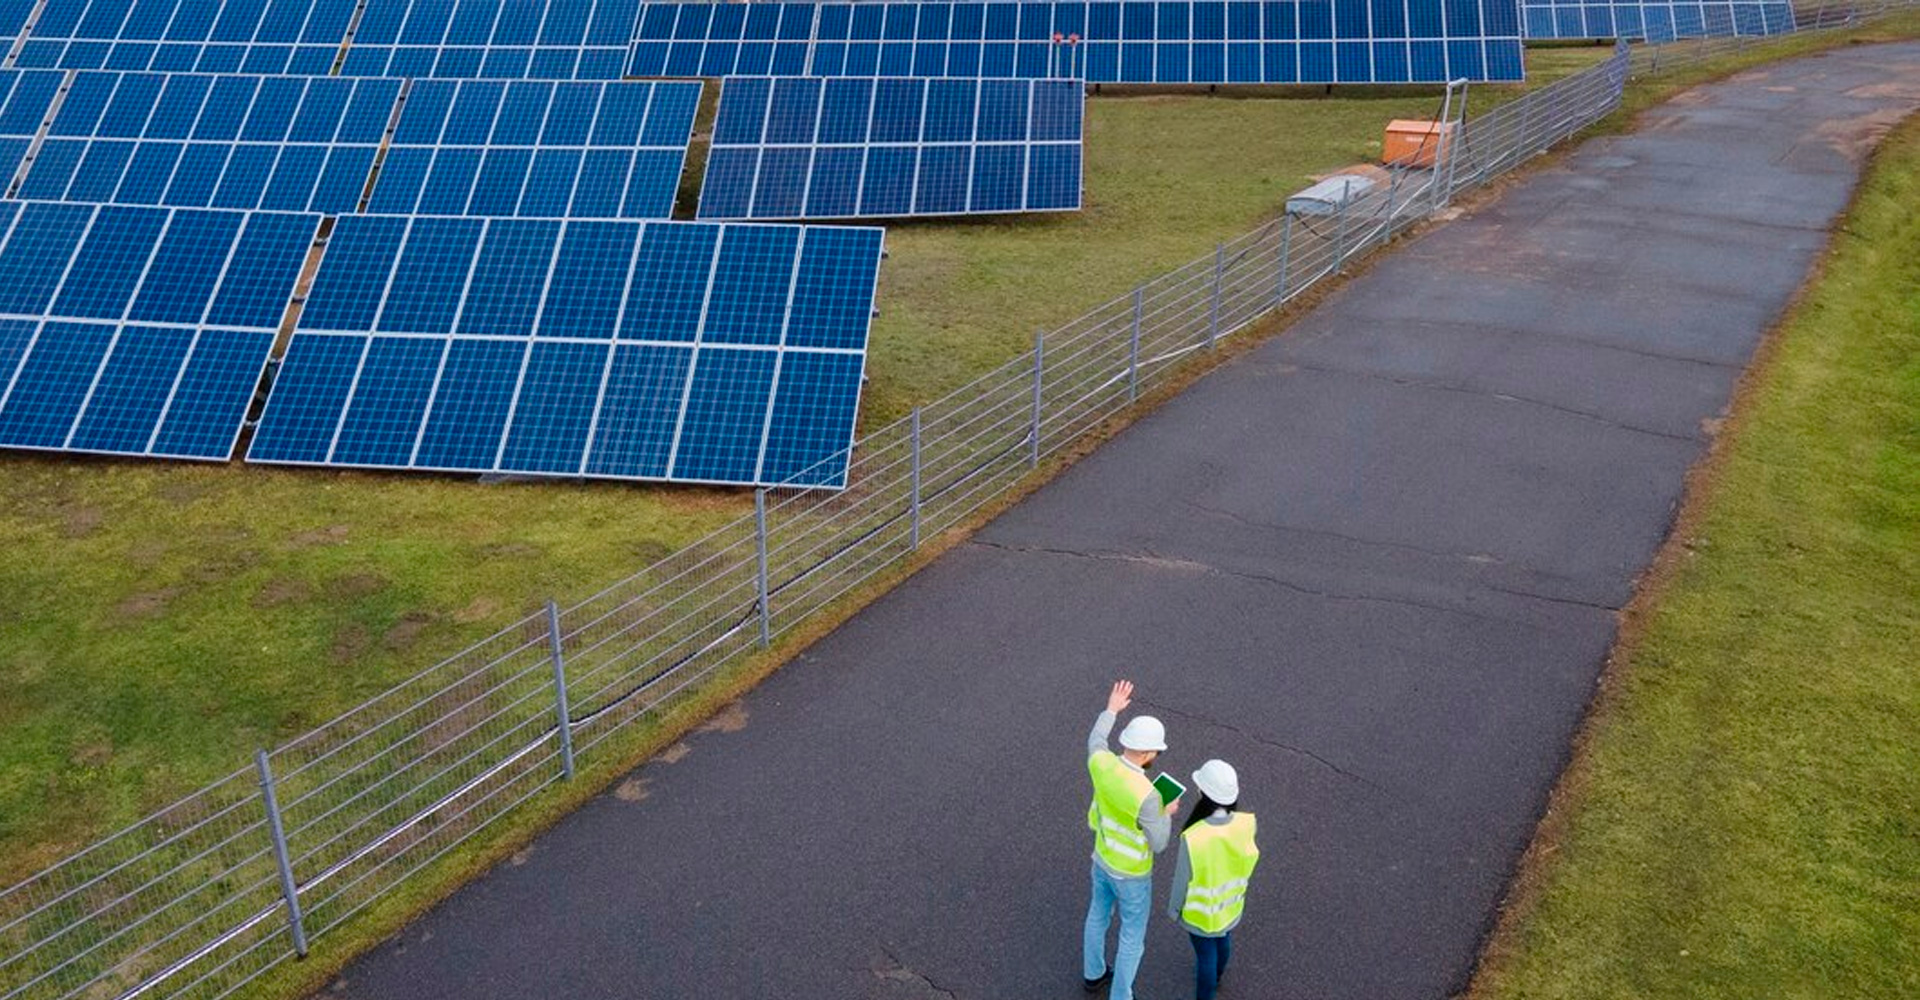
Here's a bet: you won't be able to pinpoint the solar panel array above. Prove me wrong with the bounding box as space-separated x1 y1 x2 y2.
700 75 1082 221
629 1 1527 84
1520 0 1793 39
248 216 884 488
337 0 641 80
8 0 355 74
366 78 700 218
14 73 400 213
0 200 319 458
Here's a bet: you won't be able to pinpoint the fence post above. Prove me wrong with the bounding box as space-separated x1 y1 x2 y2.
1333 192 1350 271
908 407 922 551
1206 242 1223 349
1029 331 1044 469
545 600 575 780
754 489 771 648
1444 83 1467 205
1274 213 1294 306
1127 287 1143 403
254 750 309 958
1383 167 1401 231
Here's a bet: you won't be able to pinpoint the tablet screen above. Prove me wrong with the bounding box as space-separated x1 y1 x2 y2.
1152 772 1185 805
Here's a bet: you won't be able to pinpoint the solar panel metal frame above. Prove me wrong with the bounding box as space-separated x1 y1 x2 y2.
628 1 1528 85
248 215 884 489
365 77 701 219
10 71 402 214
698 75 1084 222
1520 0 1795 40
0 200 320 461
5 0 357 75
336 0 642 80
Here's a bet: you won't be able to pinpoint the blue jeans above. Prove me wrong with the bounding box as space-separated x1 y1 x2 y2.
1083 861 1152 1000
1190 931 1233 1000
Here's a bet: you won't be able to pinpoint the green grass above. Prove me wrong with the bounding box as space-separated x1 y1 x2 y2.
1471 112 1920 1000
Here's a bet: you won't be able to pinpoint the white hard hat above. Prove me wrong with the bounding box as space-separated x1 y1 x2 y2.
1192 759 1239 805
1117 715 1167 752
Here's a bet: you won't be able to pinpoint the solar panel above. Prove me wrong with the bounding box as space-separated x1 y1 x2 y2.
11 72 400 213
1 0 34 51
699 75 1082 221
628 1 1528 84
1521 0 1794 40
0 70 69 186
364 78 701 219
337 0 641 79
0 201 319 460
249 215 883 488
8 0 355 74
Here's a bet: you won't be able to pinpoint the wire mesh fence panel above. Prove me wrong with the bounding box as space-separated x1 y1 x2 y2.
0 769 285 1000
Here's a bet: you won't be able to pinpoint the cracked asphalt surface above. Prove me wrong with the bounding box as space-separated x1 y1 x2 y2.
327 43 1920 1000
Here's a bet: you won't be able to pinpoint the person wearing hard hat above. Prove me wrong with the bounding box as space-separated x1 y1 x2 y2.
1083 679 1178 999
1166 760 1259 1000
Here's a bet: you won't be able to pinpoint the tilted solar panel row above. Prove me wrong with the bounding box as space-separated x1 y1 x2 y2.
369 77 700 218
0 200 319 459
1520 1 1793 40
8 0 355 74
249 216 883 488
700 75 1083 220
13 73 400 212
628 1 1528 84
8 0 645 79
3 71 701 217
337 0 642 79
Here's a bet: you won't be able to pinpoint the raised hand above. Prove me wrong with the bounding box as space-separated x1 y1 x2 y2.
1106 679 1134 715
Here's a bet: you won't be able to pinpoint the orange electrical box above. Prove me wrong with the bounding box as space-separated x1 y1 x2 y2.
1383 120 1454 168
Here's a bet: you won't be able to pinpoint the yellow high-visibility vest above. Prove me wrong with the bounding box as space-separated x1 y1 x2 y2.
1180 812 1258 934
1087 751 1155 877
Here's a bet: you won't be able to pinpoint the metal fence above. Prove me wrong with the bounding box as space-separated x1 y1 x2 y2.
2 6 1910 996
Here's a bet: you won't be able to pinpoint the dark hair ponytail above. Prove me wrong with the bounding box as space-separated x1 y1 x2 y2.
1182 794 1234 831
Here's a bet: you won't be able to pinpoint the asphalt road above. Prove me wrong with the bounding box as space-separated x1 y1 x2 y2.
327 43 1920 1000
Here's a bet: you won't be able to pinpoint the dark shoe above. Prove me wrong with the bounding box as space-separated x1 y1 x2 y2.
1082 969 1112 993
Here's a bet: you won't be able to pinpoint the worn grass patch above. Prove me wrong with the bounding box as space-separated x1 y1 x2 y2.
1470 109 1920 1000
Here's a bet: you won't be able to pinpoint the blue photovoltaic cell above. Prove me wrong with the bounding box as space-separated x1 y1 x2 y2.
629 1 1528 84
700 75 1083 221
0 202 316 460
1522 0 1793 40
338 0 641 79
329 333 445 465
252 216 883 488
365 79 700 220
12 0 355 74
761 349 864 486
0 71 68 140
16 72 401 213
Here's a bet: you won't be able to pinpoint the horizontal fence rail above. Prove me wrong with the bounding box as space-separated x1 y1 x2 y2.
5 5 1916 995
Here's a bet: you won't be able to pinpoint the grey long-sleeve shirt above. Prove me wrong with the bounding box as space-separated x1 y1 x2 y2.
1087 709 1173 880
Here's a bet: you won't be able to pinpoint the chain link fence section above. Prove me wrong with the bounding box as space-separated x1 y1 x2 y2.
10 5 1917 993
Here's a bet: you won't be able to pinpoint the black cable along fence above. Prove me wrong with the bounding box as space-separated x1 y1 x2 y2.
3 4 1915 997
